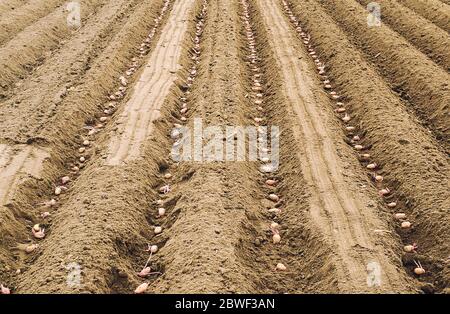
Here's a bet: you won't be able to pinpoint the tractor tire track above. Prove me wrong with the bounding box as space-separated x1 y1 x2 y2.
233 0 342 293
106 0 193 166
11 0 197 294
0 0 181 292
150 0 261 293
258 0 414 292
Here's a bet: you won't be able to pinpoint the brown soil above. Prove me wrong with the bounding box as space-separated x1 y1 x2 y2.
0 0 65 46
396 0 450 33
0 0 448 294
287 0 449 292
316 0 450 149
356 0 450 71
0 0 28 16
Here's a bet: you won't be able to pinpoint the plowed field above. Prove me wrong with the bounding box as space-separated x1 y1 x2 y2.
0 0 448 294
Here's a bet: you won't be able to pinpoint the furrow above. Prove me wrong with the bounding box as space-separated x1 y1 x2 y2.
0 0 183 293
0 0 144 142
355 0 450 71
287 0 450 292
396 0 450 33
106 0 190 166
254 0 415 293
316 0 450 150
0 0 66 47
0 0 106 98
231 0 341 293
12 0 196 294
149 0 261 293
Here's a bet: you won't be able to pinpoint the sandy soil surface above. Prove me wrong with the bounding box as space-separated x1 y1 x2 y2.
0 0 448 294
